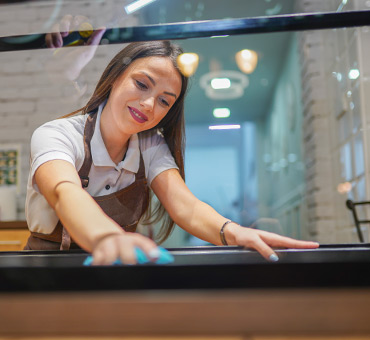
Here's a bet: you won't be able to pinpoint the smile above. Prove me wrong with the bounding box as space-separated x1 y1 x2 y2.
128 106 148 123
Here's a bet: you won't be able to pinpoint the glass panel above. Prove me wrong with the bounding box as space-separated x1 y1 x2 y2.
354 133 365 177
1 1 370 247
0 0 348 36
356 176 367 202
352 82 362 133
340 142 353 182
354 176 369 221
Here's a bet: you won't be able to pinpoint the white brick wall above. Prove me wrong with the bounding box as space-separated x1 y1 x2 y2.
296 0 370 242
0 0 137 219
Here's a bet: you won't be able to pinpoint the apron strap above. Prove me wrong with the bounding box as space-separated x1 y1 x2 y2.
60 225 72 250
78 111 98 188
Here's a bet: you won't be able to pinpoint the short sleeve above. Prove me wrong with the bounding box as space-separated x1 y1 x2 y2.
139 130 179 186
30 120 80 192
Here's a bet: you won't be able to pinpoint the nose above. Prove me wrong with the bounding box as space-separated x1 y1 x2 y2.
140 96 155 112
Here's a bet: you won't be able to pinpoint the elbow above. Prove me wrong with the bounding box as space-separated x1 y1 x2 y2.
52 180 78 210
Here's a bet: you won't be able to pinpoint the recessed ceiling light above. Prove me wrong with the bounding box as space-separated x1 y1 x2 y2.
200 71 249 100
211 78 231 89
213 108 230 118
177 53 199 77
235 49 258 74
209 124 240 130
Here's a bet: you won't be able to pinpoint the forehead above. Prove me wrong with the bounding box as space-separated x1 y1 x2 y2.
129 56 173 70
122 57 182 87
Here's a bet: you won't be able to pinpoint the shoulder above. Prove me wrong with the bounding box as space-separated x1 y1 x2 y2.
138 129 166 151
33 114 86 139
30 114 88 163
32 115 86 148
137 129 178 185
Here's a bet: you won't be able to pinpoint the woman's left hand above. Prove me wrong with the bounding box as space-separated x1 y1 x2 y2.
225 223 319 262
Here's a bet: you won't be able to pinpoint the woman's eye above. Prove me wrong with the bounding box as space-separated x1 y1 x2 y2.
136 80 147 90
160 98 170 107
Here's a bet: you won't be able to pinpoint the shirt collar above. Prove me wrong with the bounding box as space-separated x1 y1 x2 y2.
90 101 140 173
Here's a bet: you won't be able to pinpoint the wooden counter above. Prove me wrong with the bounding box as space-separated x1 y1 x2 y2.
0 288 370 339
0 220 29 251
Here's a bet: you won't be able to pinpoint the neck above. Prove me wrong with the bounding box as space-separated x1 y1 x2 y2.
100 106 130 164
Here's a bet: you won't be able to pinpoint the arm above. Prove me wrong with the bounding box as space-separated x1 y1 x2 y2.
34 159 158 264
151 169 319 261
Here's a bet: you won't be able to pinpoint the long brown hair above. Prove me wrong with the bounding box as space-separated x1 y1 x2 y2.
70 40 188 243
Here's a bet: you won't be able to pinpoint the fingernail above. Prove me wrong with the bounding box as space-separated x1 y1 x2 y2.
269 254 279 262
148 248 160 259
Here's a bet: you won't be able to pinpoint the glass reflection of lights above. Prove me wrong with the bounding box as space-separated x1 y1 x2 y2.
209 125 241 130
177 53 199 77
348 69 360 80
211 78 231 89
288 153 297 163
125 0 157 14
235 49 258 74
332 72 343 82
200 71 249 100
213 108 231 118
337 182 352 194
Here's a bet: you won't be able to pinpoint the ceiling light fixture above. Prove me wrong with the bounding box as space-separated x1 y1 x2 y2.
235 49 258 74
211 78 231 89
213 108 230 118
125 0 157 14
209 124 240 130
200 71 248 100
177 53 199 77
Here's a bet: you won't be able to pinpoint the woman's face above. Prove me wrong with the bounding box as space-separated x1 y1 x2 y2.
104 56 182 138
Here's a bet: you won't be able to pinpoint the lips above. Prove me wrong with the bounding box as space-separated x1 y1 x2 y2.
128 106 148 123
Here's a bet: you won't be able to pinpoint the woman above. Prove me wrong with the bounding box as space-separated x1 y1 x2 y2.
25 40 318 264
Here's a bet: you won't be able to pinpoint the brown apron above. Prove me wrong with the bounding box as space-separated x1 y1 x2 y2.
25 111 150 250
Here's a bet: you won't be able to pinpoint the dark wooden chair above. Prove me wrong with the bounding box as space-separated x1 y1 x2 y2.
346 199 370 243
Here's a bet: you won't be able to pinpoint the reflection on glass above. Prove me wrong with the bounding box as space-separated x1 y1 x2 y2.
352 83 361 133
340 143 353 182
354 133 365 177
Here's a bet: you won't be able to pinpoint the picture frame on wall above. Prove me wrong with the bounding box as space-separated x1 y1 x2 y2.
0 144 20 221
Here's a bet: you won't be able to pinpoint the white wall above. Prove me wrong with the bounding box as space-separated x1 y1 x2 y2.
296 0 370 243
0 1 136 219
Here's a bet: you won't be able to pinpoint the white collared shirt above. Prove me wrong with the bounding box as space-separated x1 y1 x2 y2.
25 102 178 234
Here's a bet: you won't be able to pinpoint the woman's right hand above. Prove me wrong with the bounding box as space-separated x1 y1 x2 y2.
46 14 104 49
91 232 160 265
45 14 106 87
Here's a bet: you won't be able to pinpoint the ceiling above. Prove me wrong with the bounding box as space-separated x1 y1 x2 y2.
140 0 296 125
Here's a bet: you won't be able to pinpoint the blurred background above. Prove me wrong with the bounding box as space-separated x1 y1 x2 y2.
0 0 369 248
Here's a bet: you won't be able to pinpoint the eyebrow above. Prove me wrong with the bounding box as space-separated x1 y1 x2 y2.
141 72 177 99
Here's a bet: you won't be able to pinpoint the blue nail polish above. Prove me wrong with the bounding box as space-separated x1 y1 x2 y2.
269 254 279 262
